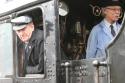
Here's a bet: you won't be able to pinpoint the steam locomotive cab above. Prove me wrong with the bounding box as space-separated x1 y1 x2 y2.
58 0 125 83
0 0 125 83
58 0 112 83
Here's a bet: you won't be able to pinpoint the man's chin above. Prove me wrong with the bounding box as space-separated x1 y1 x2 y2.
21 39 29 43
112 18 119 22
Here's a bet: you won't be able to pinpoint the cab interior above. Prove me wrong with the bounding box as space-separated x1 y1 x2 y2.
59 0 125 60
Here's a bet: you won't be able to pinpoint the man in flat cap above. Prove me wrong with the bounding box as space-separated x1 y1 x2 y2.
86 0 122 59
11 15 44 76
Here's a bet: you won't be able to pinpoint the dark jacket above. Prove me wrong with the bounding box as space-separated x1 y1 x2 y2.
17 29 44 76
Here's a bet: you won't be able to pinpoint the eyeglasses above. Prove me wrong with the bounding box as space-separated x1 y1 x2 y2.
106 7 122 12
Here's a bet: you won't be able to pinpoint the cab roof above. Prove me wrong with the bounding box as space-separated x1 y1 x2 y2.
0 0 50 17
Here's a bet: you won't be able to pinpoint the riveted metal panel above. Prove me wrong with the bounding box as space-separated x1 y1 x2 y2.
59 59 108 83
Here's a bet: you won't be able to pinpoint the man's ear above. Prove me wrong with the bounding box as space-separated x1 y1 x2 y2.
30 22 35 31
101 8 106 17
102 8 105 13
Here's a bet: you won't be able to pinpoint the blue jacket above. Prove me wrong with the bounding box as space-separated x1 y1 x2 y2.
86 19 121 59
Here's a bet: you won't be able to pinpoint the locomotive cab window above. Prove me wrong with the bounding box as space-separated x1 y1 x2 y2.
12 8 44 77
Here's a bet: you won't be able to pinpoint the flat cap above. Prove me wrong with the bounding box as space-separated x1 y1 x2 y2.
11 16 32 31
101 0 122 7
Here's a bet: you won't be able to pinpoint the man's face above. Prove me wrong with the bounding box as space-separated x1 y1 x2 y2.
103 6 121 23
16 22 34 42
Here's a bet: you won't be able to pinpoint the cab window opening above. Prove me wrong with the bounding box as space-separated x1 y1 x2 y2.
12 8 44 77
59 0 102 60
59 0 124 60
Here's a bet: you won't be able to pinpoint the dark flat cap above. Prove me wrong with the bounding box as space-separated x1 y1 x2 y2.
101 0 122 7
